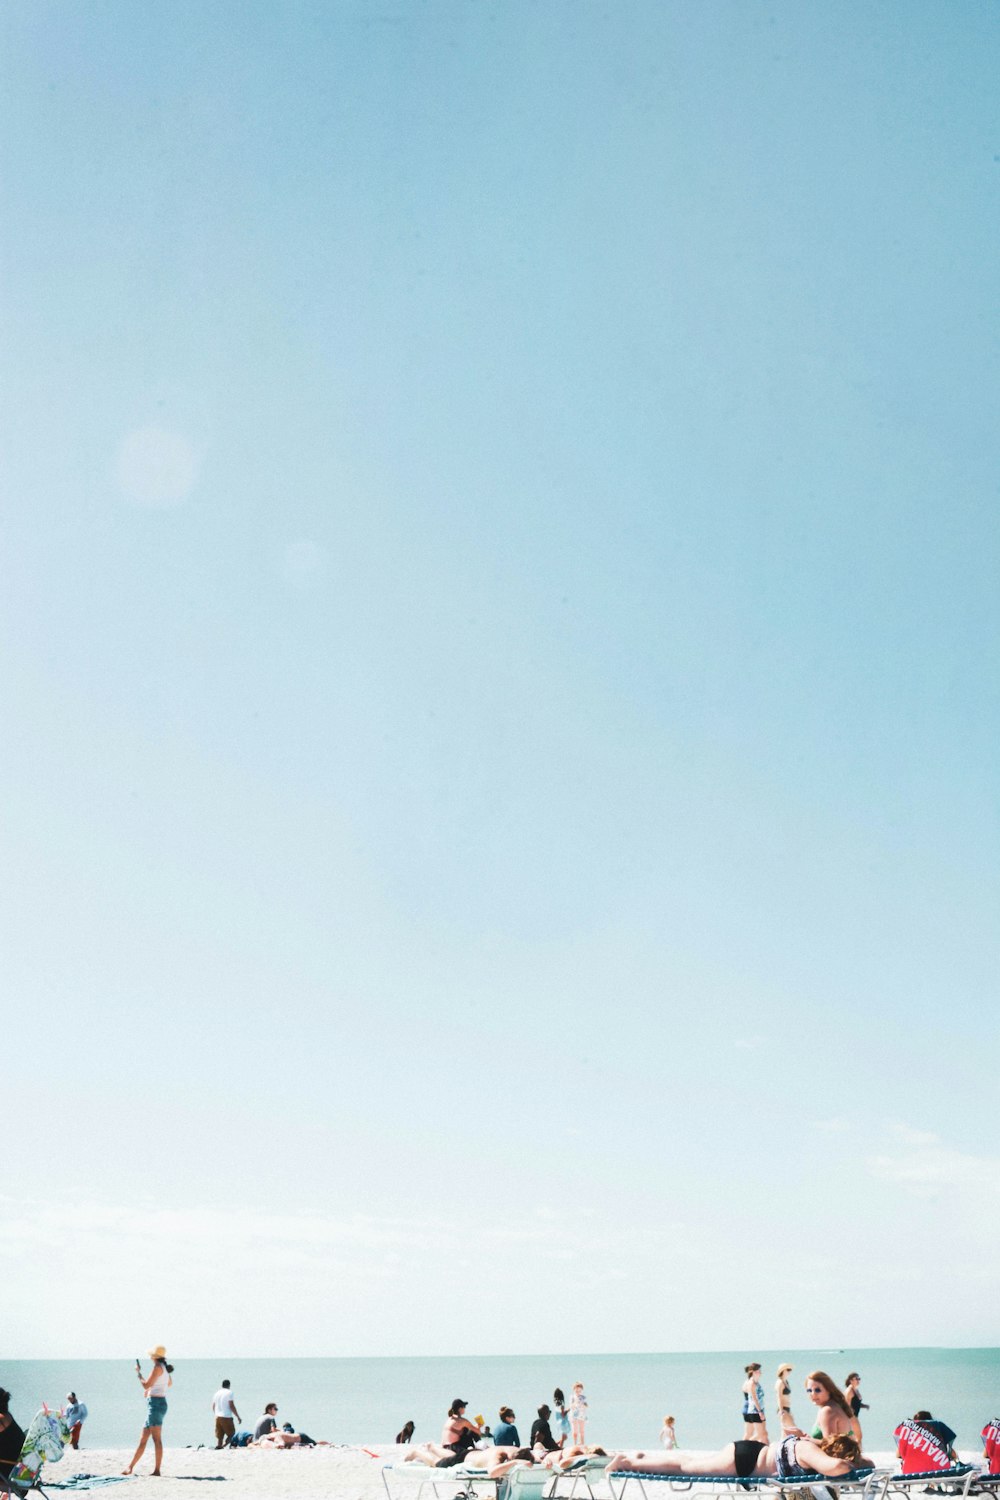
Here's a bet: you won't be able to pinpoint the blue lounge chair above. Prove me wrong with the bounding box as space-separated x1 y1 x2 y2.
871 1468 977 1500
607 1468 877 1500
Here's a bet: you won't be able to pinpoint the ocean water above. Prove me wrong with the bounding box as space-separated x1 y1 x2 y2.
3 1349 997 1454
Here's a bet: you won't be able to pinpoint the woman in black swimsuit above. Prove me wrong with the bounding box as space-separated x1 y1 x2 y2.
775 1363 802 1436
605 1433 867 1480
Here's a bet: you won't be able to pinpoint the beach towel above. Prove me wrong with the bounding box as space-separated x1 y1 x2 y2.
981 1423 1000 1477
894 1420 953 1474
45 1478 128 1490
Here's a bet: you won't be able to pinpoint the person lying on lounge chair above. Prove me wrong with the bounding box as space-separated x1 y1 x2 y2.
606 1433 868 1481
538 1446 608 1471
403 1443 533 1477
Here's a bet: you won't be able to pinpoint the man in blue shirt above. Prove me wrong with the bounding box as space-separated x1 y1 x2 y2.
494 1408 519 1447
65 1395 88 1451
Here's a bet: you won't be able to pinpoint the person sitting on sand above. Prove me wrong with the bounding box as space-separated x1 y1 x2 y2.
404 1444 533 1477
441 1400 482 1457
395 1421 415 1445
254 1404 280 1441
605 1432 868 1481
531 1406 560 1453
494 1409 519 1447
255 1424 330 1449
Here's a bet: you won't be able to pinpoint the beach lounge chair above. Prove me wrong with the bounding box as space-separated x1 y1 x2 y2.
382 1461 505 1500
607 1467 877 1500
972 1422 1000 1494
872 1470 976 1500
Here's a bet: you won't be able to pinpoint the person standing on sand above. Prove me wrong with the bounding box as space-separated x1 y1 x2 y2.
123 1346 173 1477
552 1391 571 1449
568 1384 588 1446
742 1364 768 1442
212 1380 241 1449
659 1416 677 1449
775 1366 801 1436
65 1394 88 1450
844 1375 868 1423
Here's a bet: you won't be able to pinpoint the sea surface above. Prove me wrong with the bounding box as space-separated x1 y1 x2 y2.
3 1349 997 1454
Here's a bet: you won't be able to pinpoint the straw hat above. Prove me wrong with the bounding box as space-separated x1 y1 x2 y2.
149 1346 167 1359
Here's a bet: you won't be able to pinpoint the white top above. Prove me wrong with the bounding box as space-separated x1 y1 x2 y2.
148 1367 171 1398
213 1389 236 1417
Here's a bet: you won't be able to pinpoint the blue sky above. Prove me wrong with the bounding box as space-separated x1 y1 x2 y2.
2 0 999 1357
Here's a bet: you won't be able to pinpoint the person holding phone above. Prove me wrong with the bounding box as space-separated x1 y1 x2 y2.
123 1346 173 1476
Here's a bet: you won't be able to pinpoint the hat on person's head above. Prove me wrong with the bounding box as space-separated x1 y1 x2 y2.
149 1346 167 1359
453 1399 467 1408
67 1394 77 1403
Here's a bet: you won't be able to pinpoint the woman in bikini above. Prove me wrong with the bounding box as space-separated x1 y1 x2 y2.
805 1371 862 1444
605 1432 868 1480
775 1364 802 1436
404 1444 533 1477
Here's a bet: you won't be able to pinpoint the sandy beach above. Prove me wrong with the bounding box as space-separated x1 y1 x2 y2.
49 1444 399 1500
44 1446 958 1500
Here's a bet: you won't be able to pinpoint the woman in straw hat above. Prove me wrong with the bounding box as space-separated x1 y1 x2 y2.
123 1346 174 1476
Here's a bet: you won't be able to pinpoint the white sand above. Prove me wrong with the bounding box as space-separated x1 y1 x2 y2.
51 1444 401 1500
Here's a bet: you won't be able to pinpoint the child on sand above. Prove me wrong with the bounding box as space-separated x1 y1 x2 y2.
659 1417 677 1449
569 1384 588 1446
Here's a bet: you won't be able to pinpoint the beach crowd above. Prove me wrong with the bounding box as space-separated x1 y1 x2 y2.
1 1353 998 1491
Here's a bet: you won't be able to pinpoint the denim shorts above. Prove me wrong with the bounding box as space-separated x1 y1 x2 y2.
145 1397 168 1429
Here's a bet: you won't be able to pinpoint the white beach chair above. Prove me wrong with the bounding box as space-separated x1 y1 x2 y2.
382 1461 503 1500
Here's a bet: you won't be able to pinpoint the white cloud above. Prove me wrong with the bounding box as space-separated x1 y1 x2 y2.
868 1131 1000 1203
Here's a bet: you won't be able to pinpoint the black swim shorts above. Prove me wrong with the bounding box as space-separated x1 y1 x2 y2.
734 1440 766 1478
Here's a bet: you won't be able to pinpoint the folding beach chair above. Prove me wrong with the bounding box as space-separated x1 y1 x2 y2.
542 1459 604 1500
2 1409 69 1500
